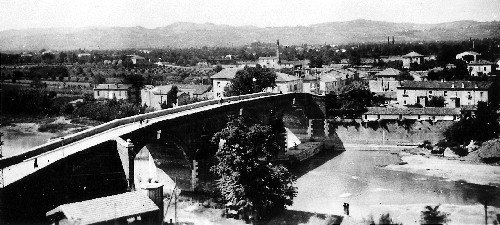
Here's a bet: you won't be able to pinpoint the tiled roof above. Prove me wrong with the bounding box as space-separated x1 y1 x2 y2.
468 60 496 65
210 68 240 79
94 84 132 90
149 84 211 95
276 72 300 82
403 51 424 57
398 81 493 90
375 68 401 76
302 74 317 81
458 51 481 56
46 191 159 225
320 73 337 82
365 107 461 115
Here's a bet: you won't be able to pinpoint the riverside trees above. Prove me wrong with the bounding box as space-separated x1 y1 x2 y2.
211 116 296 221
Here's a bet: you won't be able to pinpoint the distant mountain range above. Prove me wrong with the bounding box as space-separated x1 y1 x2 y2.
1 20 499 51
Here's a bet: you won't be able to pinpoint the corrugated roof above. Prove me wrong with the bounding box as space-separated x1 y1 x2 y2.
276 72 300 82
94 84 132 90
398 81 493 90
46 191 159 225
375 68 401 76
403 51 424 57
210 68 240 79
365 107 461 115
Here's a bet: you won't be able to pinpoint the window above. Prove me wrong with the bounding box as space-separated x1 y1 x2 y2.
404 100 407 105
480 92 483 98
217 93 221 98
429 91 433 95
484 67 487 71
217 82 220 88
444 91 447 96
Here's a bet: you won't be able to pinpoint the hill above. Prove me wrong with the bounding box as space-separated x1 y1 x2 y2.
0 19 499 50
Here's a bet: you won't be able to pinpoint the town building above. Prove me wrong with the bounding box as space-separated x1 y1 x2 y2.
94 84 133 100
397 81 493 108
318 73 346 95
267 72 303 93
402 51 425 69
141 84 206 110
467 60 496 76
128 55 146 65
374 68 401 81
211 68 240 98
46 191 160 225
302 74 318 94
456 51 481 63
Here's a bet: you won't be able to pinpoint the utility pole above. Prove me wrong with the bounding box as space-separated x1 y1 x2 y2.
0 132 4 188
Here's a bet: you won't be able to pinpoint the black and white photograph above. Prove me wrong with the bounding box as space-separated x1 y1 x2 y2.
1 0 500 224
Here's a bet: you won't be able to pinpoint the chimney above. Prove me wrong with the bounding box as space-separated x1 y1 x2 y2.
143 183 164 225
127 139 135 191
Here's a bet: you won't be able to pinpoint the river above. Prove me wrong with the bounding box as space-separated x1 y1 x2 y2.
0 124 59 157
290 150 500 223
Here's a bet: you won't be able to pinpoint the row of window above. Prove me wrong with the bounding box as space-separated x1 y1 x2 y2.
402 90 484 98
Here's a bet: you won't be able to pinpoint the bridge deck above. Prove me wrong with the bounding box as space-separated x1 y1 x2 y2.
0 93 284 187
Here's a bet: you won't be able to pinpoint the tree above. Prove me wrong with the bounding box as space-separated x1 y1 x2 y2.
214 65 223 73
92 74 105 85
211 116 297 221
327 81 374 118
225 65 277 96
444 102 499 144
398 71 414 81
166 85 178 108
420 205 449 224
428 96 445 107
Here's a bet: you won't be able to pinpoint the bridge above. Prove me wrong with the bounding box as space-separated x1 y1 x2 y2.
0 92 328 223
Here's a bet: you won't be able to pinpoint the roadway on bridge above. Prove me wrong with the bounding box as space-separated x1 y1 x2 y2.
1 97 257 187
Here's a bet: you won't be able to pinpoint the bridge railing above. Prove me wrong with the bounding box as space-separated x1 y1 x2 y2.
0 92 280 168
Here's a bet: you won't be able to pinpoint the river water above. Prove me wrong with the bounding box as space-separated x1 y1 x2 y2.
0 124 59 157
290 150 500 221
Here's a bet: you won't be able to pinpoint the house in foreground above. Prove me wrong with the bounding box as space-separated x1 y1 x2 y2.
46 191 160 225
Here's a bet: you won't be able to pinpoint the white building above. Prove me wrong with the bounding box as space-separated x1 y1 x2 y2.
456 51 481 63
211 68 240 98
93 84 133 100
468 60 496 76
268 72 303 93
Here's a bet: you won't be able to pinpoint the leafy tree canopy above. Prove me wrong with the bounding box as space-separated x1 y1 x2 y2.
211 116 296 220
327 81 380 118
225 65 277 96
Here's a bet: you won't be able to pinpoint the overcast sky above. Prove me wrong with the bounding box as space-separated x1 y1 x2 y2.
1 0 499 31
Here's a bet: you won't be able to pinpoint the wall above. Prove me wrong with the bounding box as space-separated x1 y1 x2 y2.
369 80 400 92
397 88 489 106
328 120 454 146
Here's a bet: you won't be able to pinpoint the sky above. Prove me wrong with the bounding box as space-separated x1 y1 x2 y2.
0 0 499 31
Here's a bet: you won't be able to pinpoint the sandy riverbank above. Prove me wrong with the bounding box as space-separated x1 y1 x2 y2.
0 116 93 157
384 148 500 187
